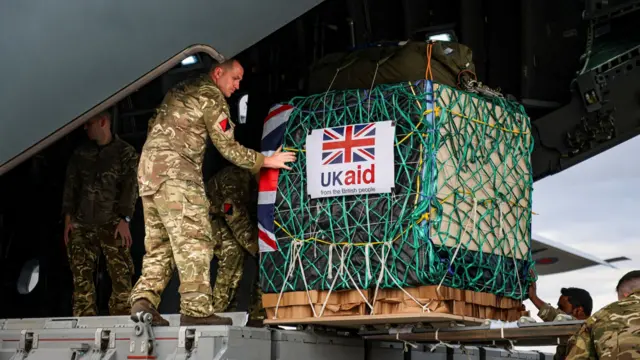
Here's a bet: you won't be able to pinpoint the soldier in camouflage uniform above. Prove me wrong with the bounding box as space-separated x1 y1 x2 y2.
62 110 138 317
206 165 264 321
565 270 640 360
528 273 592 360
129 59 295 326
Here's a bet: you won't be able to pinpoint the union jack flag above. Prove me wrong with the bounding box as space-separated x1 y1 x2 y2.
257 103 294 253
322 123 376 165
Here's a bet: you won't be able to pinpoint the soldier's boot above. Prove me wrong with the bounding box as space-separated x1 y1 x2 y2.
180 313 233 326
130 299 170 326
246 318 264 327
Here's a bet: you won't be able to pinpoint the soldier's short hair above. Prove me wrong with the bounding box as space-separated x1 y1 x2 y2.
616 270 640 295
212 59 240 72
91 110 112 123
561 287 593 316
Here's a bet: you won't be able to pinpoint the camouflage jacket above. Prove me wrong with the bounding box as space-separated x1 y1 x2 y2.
138 74 264 196
539 304 574 360
566 291 640 360
62 136 139 226
539 303 571 322
206 166 258 255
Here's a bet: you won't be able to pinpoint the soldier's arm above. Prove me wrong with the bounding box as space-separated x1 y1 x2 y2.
61 152 80 217
117 146 140 219
201 92 264 174
221 180 258 256
538 303 565 322
565 319 597 360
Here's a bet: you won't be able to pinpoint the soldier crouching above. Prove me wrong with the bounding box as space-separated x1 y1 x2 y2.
206 165 264 322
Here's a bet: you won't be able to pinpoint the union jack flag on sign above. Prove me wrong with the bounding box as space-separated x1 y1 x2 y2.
321 123 376 165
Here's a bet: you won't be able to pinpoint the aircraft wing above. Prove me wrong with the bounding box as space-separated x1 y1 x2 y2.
531 235 630 276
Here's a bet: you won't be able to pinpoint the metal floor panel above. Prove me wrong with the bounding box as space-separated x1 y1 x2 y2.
0 312 248 330
0 315 556 360
0 323 269 359
272 330 364 360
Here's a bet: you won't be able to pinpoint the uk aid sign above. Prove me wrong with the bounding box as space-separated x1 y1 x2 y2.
305 121 395 199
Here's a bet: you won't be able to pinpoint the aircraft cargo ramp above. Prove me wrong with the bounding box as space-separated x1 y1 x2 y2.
0 313 571 360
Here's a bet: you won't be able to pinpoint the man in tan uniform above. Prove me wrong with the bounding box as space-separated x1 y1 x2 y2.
565 270 640 360
129 59 295 326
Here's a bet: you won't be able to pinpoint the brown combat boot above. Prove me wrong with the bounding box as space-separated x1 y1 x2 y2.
246 318 264 328
130 299 170 326
180 313 233 326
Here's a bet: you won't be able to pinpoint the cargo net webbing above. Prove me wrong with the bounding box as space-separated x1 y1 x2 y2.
259 80 535 317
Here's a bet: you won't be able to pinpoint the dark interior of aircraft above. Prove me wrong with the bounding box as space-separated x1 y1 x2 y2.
1 0 639 319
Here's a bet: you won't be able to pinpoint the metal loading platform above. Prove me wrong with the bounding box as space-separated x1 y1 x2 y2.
0 313 577 359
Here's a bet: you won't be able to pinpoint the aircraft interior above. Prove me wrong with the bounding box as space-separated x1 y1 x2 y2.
0 0 639 319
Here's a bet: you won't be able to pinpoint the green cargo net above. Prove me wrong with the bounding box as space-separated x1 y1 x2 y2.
259 80 535 312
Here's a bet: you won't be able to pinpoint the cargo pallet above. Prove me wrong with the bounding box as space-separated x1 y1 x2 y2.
0 312 579 359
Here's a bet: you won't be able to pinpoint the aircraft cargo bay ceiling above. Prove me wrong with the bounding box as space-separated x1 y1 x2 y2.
0 0 639 182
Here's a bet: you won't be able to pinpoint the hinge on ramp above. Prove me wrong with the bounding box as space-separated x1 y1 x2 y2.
9 330 38 360
131 312 157 358
169 327 199 360
87 328 116 360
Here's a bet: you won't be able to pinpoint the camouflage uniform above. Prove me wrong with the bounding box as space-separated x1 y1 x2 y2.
538 304 575 360
62 136 139 316
206 166 263 318
130 74 264 318
565 291 640 360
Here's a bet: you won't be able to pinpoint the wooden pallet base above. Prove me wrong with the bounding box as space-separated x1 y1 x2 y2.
264 311 484 328
262 286 528 328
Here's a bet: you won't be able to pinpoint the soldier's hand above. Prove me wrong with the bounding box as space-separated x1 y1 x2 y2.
115 220 133 248
263 146 296 170
63 222 74 245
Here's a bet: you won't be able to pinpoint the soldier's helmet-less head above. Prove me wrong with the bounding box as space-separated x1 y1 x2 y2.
84 111 111 142
558 287 593 320
210 59 244 98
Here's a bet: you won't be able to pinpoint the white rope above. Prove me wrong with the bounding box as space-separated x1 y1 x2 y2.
296 242 319 318
318 244 349 317
371 242 433 313
365 243 372 281
511 205 524 299
429 329 453 352
368 242 391 315
273 242 302 319
499 322 516 351
273 196 494 322
317 244 374 317
395 333 418 352
369 242 434 314
340 244 374 311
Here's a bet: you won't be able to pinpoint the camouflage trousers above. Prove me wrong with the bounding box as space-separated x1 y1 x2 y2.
211 217 264 319
130 179 216 317
247 255 265 320
67 221 134 317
